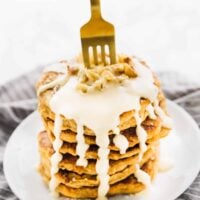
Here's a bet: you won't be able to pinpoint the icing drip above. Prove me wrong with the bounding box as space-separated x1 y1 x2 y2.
134 106 148 161
127 58 158 102
113 127 129 154
49 115 63 196
135 164 151 187
154 100 173 128
76 124 89 167
37 74 69 96
133 102 151 188
146 104 156 120
113 134 129 154
96 134 110 200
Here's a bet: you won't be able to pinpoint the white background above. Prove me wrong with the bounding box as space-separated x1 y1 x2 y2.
0 0 200 85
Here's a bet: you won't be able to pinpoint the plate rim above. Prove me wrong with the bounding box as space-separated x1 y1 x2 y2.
3 111 40 200
3 100 200 200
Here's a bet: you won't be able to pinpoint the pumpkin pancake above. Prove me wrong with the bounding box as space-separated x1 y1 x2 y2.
38 130 159 161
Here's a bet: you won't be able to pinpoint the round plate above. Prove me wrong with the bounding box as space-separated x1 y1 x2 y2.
3 101 200 200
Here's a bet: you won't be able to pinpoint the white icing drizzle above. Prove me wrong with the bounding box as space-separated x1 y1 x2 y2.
76 123 89 167
154 100 173 128
126 58 158 102
133 97 151 188
49 114 63 196
135 108 148 161
46 57 171 199
146 104 157 120
113 127 129 154
135 164 151 187
37 74 70 96
96 135 110 200
113 133 129 154
43 62 67 74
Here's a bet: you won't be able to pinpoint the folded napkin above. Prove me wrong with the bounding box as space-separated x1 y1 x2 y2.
0 69 199 200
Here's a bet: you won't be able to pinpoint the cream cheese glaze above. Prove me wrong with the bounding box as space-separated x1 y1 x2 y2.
113 134 129 154
49 114 63 196
76 123 89 167
39 56 172 199
146 104 157 120
135 164 151 187
135 107 148 161
113 127 129 154
154 100 173 128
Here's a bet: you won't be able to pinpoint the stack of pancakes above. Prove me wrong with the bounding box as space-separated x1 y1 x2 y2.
37 69 170 199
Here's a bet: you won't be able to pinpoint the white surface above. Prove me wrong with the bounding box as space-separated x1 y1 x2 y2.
0 0 200 85
3 100 200 200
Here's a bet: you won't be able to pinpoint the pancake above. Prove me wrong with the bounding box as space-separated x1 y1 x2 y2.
38 130 162 161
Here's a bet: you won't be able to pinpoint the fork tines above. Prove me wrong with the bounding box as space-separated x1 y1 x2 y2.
81 35 116 68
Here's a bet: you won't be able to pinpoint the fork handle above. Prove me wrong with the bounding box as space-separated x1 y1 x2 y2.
90 0 102 18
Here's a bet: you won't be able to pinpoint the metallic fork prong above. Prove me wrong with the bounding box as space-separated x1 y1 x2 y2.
93 45 98 65
109 40 116 64
82 45 90 67
101 45 106 66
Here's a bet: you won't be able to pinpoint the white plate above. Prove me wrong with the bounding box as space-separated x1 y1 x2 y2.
3 100 200 200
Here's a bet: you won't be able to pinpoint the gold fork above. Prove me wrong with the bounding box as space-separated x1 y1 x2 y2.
80 0 116 68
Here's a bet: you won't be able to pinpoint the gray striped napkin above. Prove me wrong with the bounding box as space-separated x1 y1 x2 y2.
0 69 199 200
